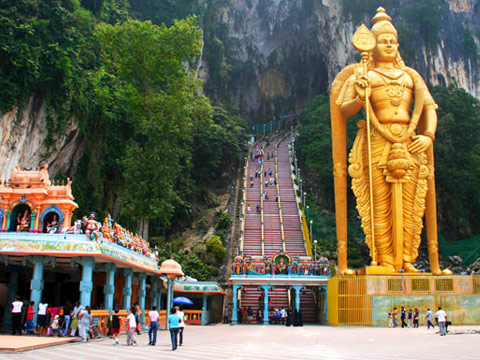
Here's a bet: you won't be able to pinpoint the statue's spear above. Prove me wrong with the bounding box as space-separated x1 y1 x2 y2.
352 25 378 266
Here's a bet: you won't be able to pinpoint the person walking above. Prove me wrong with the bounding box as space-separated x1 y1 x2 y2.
125 307 137 346
133 302 141 335
168 307 181 351
407 309 413 327
78 306 92 342
388 313 393 328
111 308 120 345
425 308 435 329
435 307 447 336
413 308 419 328
62 301 72 337
176 306 186 346
11 296 23 335
400 307 407 328
70 301 82 336
392 307 398 327
26 301 36 334
148 305 159 346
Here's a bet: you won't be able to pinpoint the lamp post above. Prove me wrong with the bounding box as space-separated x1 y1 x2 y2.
159 259 184 329
309 220 313 243
264 123 266 137
303 191 307 209
314 239 318 262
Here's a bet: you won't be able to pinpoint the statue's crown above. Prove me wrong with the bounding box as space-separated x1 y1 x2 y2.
371 7 398 39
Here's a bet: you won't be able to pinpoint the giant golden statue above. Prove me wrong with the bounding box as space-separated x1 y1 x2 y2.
331 7 451 275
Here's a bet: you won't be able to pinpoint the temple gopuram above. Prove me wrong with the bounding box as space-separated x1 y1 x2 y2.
0 165 223 331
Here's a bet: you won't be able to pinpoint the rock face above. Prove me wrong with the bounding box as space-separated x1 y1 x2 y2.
203 0 480 120
1 0 479 177
0 94 85 180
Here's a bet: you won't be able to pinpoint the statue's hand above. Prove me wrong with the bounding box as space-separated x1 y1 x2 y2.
354 75 371 101
408 135 432 153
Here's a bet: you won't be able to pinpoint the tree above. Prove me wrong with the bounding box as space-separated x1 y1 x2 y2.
95 17 212 238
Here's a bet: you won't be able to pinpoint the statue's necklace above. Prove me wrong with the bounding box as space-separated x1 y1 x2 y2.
373 69 406 107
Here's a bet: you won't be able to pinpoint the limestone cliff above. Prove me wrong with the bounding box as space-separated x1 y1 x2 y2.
202 0 480 120
1 0 479 177
0 94 85 180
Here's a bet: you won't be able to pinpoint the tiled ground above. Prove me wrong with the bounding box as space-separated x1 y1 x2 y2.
1 324 479 360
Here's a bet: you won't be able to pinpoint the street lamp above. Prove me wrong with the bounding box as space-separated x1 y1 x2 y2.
159 259 184 329
309 220 313 243
314 239 318 262
264 123 266 137
303 191 307 209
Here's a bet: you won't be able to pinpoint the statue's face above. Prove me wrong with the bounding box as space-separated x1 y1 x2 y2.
373 33 398 62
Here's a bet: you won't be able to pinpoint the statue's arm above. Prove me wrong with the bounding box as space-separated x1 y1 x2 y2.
340 75 363 118
408 71 438 153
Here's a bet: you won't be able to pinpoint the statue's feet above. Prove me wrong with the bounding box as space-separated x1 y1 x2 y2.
441 269 453 275
403 263 419 273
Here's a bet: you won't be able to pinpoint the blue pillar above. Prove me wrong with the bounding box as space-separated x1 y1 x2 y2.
290 285 304 312
4 267 19 330
322 286 328 323
201 293 208 325
150 276 158 310
30 256 46 325
123 269 133 310
157 291 163 312
103 263 116 313
166 278 175 329
232 285 240 325
78 257 94 307
259 285 274 325
138 273 146 328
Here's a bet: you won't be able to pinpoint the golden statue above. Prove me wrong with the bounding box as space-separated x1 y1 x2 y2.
330 7 451 275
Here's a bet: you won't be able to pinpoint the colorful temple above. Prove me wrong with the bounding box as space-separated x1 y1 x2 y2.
0 165 223 331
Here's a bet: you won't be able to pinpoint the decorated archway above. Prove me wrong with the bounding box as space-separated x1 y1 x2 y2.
9 202 33 232
40 205 65 232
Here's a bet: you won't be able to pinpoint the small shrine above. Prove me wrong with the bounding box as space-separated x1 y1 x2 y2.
0 164 224 333
0 164 77 233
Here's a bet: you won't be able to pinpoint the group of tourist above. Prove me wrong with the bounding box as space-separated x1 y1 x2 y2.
389 306 449 335
234 305 304 326
9 297 99 341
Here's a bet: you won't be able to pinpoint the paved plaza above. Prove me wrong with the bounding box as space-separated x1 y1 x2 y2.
1 324 479 360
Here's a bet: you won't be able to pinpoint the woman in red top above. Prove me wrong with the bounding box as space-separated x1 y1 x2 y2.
26 301 36 334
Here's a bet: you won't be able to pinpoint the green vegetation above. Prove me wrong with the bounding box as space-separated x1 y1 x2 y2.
0 1 246 279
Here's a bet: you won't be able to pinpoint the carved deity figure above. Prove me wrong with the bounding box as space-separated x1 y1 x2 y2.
46 215 58 233
16 211 30 232
331 7 451 275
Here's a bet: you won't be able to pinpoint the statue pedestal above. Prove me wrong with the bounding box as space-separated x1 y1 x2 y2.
327 274 480 326
358 266 432 276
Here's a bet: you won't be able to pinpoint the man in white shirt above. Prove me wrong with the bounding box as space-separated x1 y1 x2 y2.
435 307 447 336
11 296 23 335
176 306 185 346
37 300 48 335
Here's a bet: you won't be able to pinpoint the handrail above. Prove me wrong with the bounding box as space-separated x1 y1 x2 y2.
275 133 288 252
239 150 250 255
288 137 310 256
260 141 267 256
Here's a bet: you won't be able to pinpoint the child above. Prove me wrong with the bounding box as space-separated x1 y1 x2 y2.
125 307 137 346
388 313 393 328
111 308 120 345
51 315 61 337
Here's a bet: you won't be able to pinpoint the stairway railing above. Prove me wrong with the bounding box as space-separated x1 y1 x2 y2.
239 151 250 255
288 136 311 256
275 132 289 252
